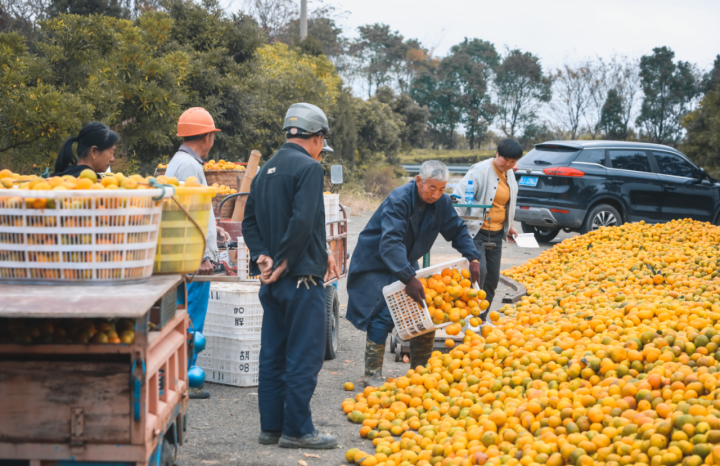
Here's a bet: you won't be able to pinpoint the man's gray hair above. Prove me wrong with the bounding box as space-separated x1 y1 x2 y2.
418 160 449 182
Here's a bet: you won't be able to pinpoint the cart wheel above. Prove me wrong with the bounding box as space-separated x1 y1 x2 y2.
389 334 397 353
160 438 174 466
324 285 340 360
394 342 402 362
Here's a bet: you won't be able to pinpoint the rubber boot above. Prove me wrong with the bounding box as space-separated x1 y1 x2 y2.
409 331 436 370
362 337 386 388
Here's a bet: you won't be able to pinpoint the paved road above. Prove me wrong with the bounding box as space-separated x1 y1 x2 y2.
177 212 577 466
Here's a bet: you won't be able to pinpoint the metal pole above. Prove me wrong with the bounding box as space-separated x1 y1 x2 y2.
300 0 307 40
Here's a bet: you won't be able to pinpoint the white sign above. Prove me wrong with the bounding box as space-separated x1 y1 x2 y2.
514 233 540 248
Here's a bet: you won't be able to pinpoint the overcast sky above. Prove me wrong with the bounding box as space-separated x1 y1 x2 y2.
321 0 720 72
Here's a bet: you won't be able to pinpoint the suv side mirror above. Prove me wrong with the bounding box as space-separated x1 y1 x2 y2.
331 165 343 184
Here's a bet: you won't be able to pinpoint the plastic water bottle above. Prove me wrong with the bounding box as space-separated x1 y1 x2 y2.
465 180 474 205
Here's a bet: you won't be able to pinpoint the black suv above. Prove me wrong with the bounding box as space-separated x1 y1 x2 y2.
513 141 720 242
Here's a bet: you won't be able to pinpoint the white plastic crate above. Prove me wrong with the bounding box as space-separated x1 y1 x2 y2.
204 305 262 338
209 282 261 305
324 194 340 222
382 258 479 340
235 237 260 283
199 359 259 387
204 282 263 337
0 188 171 284
202 335 260 363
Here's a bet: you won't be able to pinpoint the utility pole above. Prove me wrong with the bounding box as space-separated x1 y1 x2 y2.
300 0 307 40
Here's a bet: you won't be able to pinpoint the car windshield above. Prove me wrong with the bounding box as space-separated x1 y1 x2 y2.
519 146 581 167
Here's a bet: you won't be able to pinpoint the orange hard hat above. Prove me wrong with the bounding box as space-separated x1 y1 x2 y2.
176 107 222 137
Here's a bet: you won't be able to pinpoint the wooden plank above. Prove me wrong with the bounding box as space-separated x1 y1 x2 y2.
0 361 131 444
0 343 133 356
0 442 146 462
0 274 182 318
147 308 187 352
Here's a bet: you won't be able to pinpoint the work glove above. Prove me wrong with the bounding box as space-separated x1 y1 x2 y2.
470 260 481 287
405 277 426 304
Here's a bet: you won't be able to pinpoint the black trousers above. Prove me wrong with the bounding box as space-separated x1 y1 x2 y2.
473 229 505 319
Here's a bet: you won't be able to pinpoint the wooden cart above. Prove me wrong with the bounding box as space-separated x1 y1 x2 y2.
0 275 189 466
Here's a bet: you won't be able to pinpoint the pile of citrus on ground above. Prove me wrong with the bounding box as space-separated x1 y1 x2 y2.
419 268 490 336
342 219 720 466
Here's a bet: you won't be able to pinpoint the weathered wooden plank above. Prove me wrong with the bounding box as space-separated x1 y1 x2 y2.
0 274 182 318
0 361 131 444
0 442 146 462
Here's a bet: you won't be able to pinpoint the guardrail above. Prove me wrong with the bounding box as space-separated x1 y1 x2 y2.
401 164 472 175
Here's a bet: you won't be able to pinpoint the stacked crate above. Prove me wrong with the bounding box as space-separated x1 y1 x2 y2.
324 193 341 237
198 282 262 387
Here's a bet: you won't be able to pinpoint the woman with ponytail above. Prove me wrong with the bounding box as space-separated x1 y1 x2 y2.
52 122 119 177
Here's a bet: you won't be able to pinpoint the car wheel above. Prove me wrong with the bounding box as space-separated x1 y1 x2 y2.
324 285 339 360
520 222 560 243
581 204 621 233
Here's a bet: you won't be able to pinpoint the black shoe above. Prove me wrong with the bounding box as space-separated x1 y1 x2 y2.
188 387 210 399
278 430 337 449
258 430 282 445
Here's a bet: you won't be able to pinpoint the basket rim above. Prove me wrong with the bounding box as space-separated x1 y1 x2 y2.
0 187 172 199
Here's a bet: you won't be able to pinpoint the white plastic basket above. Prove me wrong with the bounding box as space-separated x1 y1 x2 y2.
205 302 263 332
208 282 261 305
203 365 259 387
0 187 172 284
204 282 263 337
201 335 261 363
235 237 260 283
382 258 478 340
324 194 340 223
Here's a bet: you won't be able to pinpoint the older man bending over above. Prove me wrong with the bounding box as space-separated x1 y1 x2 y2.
346 160 482 387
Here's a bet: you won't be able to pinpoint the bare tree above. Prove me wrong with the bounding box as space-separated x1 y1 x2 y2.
244 0 297 42
548 64 593 140
608 55 642 133
1 0 49 36
493 49 552 138
583 59 611 139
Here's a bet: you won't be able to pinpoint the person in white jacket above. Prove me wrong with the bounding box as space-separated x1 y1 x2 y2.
452 139 522 319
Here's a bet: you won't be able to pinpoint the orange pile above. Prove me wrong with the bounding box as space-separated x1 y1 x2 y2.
211 183 238 195
341 220 720 466
204 159 245 171
0 317 136 344
419 268 490 336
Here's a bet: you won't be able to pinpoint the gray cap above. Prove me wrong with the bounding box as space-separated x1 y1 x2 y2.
283 103 330 135
284 103 333 152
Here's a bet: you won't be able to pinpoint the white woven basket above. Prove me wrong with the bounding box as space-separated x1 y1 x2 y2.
0 187 172 284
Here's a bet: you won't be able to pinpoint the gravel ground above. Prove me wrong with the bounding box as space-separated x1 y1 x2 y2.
176 210 577 466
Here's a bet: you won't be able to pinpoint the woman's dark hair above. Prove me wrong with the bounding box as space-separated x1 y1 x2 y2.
55 122 119 174
497 138 523 159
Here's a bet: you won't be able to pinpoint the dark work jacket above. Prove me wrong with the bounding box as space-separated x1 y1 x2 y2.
242 143 327 279
346 181 481 331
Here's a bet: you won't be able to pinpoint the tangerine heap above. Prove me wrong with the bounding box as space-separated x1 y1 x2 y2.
341 219 720 466
419 268 491 336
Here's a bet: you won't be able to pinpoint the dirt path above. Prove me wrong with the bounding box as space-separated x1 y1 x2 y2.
176 212 575 466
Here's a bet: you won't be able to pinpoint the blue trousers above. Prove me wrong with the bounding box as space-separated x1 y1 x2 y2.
367 305 394 345
177 281 211 366
258 276 326 437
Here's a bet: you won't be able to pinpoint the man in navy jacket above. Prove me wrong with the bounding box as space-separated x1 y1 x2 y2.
243 103 338 450
346 160 481 387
